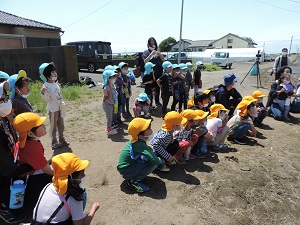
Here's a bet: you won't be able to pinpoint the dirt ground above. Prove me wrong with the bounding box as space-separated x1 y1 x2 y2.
39 61 300 225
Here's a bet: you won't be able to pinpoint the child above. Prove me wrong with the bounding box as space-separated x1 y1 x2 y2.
251 91 268 126
206 104 230 150
179 63 188 110
192 91 209 111
187 99 194 109
7 70 34 123
119 62 132 118
102 70 118 136
173 110 200 164
185 62 194 99
150 111 187 171
117 118 162 193
191 110 213 158
39 62 69 149
193 61 203 96
134 93 151 118
156 61 173 118
203 87 217 110
142 62 156 109
170 64 186 112
227 100 257 145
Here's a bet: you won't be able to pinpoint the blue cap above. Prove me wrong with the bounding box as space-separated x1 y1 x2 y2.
0 71 9 79
162 61 172 69
222 73 239 86
186 62 192 67
144 62 155 74
102 70 117 87
39 62 52 82
179 63 187 70
7 70 27 99
196 61 203 67
172 64 180 69
118 62 128 69
137 93 150 102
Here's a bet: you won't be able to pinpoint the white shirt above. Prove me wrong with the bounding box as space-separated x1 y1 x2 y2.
33 183 85 223
206 117 223 138
41 82 63 113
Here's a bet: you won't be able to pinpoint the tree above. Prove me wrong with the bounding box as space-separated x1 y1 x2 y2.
159 37 177 52
242 36 255 43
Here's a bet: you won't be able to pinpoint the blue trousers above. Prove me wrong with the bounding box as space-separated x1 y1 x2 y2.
270 102 289 121
122 94 130 115
192 136 207 154
232 123 251 139
118 161 157 182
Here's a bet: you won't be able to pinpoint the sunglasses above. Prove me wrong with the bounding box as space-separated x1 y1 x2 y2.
0 95 9 104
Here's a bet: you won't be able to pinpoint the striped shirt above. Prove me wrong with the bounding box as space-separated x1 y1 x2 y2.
173 129 192 142
150 129 172 160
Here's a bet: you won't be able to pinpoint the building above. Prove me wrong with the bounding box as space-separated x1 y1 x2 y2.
0 10 63 49
170 33 257 52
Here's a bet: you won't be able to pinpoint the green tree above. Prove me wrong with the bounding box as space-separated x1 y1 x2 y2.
242 36 255 43
159 37 177 52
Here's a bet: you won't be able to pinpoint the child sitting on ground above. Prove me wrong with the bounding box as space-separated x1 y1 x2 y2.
206 104 230 150
117 118 162 193
227 99 257 145
173 110 200 164
252 90 268 126
150 111 187 171
191 110 213 158
134 93 151 118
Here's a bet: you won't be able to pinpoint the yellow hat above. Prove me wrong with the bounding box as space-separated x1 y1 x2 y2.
208 104 228 119
52 153 89 195
187 99 194 108
237 100 256 117
180 109 201 121
194 110 209 120
13 112 46 148
128 118 151 143
162 111 187 131
242 95 256 102
252 90 266 99
203 89 211 95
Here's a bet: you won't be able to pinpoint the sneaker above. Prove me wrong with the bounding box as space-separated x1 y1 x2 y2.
233 138 247 145
52 143 62 149
127 180 149 193
60 141 70 146
189 153 197 160
214 144 228 150
156 164 170 172
0 207 26 224
112 123 119 129
183 153 189 160
107 129 118 136
174 156 186 165
166 159 176 165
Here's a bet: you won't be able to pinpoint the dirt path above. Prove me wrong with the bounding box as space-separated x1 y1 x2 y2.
40 62 300 225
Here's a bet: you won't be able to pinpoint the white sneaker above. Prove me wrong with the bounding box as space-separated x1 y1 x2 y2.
107 129 118 136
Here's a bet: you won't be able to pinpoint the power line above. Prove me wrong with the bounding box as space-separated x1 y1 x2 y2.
289 0 300 3
63 0 115 29
254 0 300 13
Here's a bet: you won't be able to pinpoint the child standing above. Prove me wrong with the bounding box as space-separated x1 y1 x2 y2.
102 70 118 136
119 62 132 119
173 110 200 164
193 61 203 96
156 61 173 118
39 62 69 149
142 62 156 109
150 111 187 171
134 93 151 118
117 118 162 193
170 64 186 112
185 62 194 100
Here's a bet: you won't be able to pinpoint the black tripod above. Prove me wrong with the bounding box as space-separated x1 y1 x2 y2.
240 56 262 89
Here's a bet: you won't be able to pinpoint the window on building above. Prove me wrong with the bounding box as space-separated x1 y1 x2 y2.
198 48 203 52
228 39 233 44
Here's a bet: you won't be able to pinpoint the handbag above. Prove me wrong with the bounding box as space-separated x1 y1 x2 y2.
198 80 202 89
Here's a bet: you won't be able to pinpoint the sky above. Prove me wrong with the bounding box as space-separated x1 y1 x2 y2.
1 0 300 54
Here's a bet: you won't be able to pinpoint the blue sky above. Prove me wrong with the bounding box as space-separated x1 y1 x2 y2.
1 0 300 54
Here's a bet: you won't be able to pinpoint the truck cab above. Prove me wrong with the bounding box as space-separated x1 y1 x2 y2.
211 52 233 69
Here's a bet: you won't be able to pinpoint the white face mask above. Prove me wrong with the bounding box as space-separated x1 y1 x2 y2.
203 103 209 107
144 133 154 141
282 52 287 56
121 69 128 74
51 76 57 81
175 71 181 75
283 79 290 84
210 96 216 102
79 176 86 189
219 112 226 120
0 100 12 117
21 94 30 98
182 72 187 75
259 99 263 103
149 46 155 51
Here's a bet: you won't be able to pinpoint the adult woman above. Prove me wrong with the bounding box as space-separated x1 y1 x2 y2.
31 153 99 225
267 73 295 121
274 66 292 81
142 37 165 107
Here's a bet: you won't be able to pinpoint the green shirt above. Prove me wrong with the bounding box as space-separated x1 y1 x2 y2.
117 140 161 171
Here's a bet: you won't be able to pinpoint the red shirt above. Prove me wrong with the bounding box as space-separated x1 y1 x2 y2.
18 140 48 173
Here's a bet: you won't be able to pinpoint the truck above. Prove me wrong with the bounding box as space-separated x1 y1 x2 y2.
211 51 233 69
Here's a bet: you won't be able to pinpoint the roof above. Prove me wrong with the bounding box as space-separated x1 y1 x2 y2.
188 40 215 48
211 33 257 45
0 10 62 32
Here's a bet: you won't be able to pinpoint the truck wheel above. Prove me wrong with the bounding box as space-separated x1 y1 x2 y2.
87 63 96 73
228 64 232 69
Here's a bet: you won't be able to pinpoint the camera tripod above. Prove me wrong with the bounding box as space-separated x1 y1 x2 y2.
240 58 262 88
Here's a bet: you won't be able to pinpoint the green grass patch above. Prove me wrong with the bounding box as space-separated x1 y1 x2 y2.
192 62 222 72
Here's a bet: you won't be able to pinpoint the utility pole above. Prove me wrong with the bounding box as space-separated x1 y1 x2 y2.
289 36 293 56
178 0 184 64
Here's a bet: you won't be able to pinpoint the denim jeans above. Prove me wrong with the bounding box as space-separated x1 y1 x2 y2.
270 101 289 121
118 161 157 182
194 85 199 96
232 123 251 139
192 135 207 154
122 94 130 115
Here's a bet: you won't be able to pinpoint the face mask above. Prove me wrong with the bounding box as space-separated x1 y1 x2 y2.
149 46 155 51
79 176 86 188
0 100 12 117
21 94 29 98
203 103 209 107
187 68 192 72
144 133 154 141
210 96 216 102
282 52 287 56
259 99 263 103
283 80 290 84
109 78 116 84
121 69 128 74
175 71 181 75
182 72 187 75
219 112 225 120
51 76 57 81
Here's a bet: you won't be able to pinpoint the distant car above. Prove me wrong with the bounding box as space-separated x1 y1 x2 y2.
264 54 275 62
168 52 187 60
